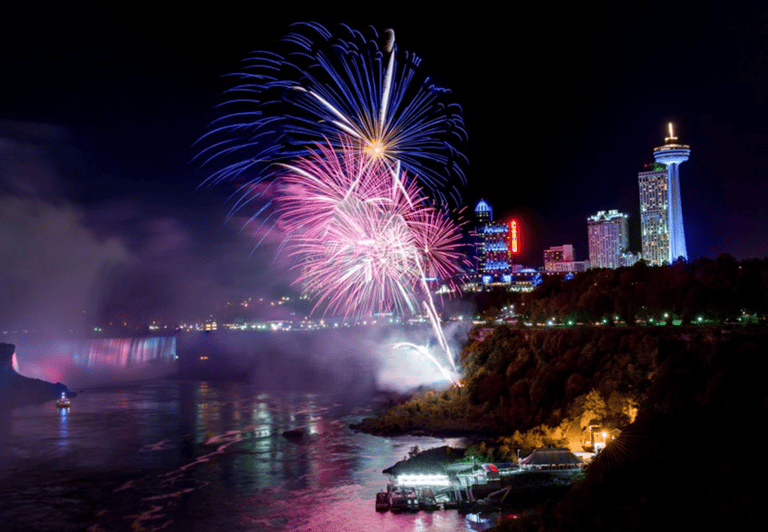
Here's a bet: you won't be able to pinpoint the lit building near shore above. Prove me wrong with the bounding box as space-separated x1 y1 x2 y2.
475 199 510 273
638 162 668 265
644 122 690 264
588 210 629 269
620 251 641 268
544 245 574 270
472 200 531 288
544 245 589 273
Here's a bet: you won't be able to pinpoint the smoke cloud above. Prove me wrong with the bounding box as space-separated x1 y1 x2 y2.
0 122 131 334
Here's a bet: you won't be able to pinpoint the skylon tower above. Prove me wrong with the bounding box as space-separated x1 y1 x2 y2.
652 123 690 263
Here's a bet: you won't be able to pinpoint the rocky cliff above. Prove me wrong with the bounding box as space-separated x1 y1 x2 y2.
0 343 74 407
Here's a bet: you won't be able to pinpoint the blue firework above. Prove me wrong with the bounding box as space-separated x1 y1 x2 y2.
198 22 467 206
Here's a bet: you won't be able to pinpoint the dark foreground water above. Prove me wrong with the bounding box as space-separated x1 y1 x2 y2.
0 380 498 532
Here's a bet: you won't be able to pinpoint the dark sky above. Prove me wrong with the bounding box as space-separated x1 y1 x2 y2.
1 3 766 328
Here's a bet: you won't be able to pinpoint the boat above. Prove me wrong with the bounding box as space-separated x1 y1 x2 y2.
388 489 407 512
387 487 418 512
282 427 304 439
418 488 439 511
375 492 389 512
404 489 419 512
55 392 70 409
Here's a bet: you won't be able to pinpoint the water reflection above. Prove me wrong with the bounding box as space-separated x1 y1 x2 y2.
0 381 488 531
58 405 68 450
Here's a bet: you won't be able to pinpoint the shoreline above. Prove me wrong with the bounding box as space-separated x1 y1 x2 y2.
349 421 500 441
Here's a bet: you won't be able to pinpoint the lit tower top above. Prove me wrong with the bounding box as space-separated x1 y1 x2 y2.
654 122 691 165
475 199 493 224
652 122 690 263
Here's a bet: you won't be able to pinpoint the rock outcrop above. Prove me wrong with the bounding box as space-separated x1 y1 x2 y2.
0 343 74 407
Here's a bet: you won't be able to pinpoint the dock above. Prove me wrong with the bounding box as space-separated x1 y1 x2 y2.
375 448 584 513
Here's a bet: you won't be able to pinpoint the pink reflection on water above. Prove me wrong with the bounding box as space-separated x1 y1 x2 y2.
305 496 474 532
237 478 487 532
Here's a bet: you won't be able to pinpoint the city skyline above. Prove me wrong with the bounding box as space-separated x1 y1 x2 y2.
1 5 767 329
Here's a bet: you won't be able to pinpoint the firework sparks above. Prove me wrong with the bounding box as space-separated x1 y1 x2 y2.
392 342 459 385
198 22 467 205
275 143 465 320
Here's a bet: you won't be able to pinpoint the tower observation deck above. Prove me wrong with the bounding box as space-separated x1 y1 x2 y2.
653 123 690 263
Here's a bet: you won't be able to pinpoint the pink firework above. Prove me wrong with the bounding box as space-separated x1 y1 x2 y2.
410 206 469 282
274 143 464 318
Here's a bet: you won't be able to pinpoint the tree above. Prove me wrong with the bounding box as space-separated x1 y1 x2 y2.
580 389 607 431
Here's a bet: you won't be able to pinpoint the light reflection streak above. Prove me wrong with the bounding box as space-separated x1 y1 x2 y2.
58 406 68 450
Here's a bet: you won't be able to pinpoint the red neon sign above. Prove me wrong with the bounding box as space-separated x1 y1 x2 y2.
509 219 519 254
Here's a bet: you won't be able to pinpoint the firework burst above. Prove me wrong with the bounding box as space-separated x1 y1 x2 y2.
198 22 467 205
274 142 465 318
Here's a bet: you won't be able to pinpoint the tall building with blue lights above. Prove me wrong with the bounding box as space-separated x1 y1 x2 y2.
639 123 690 265
474 199 510 275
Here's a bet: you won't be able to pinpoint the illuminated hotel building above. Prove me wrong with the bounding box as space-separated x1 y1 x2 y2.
544 245 589 273
646 122 690 264
587 210 629 269
544 245 574 270
473 199 529 289
475 199 510 273
638 163 669 265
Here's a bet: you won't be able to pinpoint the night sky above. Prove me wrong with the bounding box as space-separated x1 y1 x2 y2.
1 4 766 329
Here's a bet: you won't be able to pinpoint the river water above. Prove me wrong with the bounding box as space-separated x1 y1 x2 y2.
0 380 498 531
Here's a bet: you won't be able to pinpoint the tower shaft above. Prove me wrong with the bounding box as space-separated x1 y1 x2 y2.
666 162 687 262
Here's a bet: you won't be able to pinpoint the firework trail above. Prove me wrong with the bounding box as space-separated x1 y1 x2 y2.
392 342 458 385
198 22 467 206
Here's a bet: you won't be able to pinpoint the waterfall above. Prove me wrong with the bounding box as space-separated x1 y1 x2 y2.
11 336 177 386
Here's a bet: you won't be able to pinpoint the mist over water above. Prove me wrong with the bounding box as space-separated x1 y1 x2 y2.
176 323 470 394
9 320 471 394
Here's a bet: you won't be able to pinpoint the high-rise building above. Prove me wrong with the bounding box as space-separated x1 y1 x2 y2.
638 163 669 265
639 123 690 266
474 199 510 273
588 210 629 269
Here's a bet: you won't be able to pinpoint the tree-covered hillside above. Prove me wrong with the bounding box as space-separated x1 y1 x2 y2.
494 330 768 531
357 327 705 453
522 255 768 326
